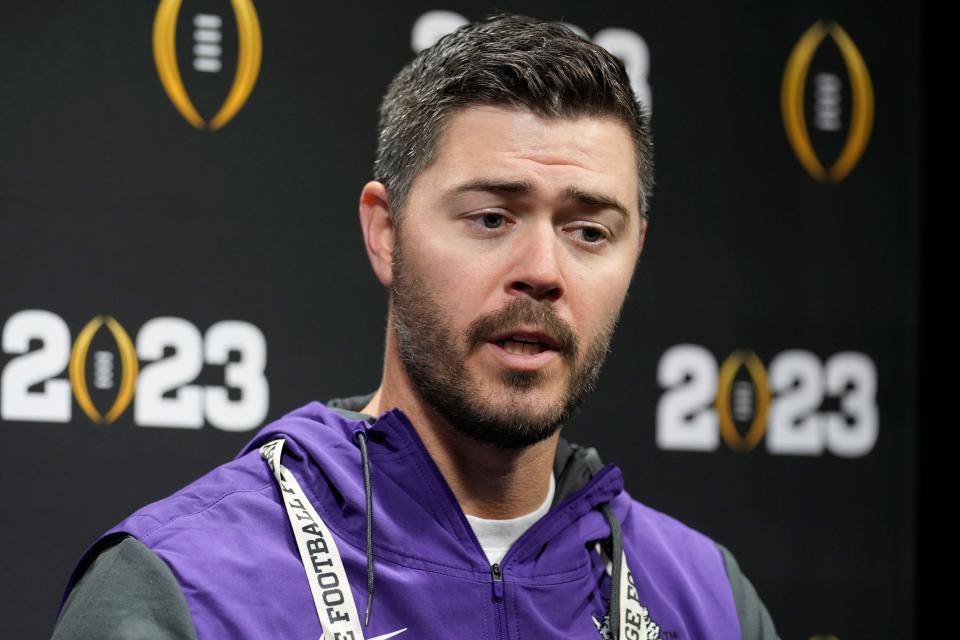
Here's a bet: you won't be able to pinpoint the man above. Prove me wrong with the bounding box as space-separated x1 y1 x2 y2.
53 12 780 640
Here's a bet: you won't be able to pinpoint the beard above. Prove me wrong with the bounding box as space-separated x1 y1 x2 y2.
390 227 623 449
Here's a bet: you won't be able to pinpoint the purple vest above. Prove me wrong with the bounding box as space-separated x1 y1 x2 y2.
63 401 740 639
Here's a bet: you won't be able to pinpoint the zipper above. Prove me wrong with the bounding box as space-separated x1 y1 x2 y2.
497 464 616 568
491 562 506 639
385 410 622 639
386 408 620 569
484 466 617 640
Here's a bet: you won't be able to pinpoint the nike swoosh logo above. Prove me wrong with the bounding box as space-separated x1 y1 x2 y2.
320 628 407 640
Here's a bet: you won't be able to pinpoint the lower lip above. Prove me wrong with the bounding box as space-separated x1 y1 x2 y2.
485 341 560 371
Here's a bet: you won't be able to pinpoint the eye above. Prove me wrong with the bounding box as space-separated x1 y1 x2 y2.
479 212 506 229
466 210 511 232
572 225 611 245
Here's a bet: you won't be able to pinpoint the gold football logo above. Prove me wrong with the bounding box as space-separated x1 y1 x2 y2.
153 0 262 130
68 316 139 424
714 350 771 453
781 21 874 182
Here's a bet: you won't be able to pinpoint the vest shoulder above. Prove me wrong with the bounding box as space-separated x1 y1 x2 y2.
116 448 274 541
618 492 725 559
119 400 353 536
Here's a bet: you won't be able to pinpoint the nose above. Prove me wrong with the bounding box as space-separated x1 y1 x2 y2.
507 219 565 303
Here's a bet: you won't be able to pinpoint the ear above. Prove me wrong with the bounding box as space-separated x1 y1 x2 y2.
358 181 396 288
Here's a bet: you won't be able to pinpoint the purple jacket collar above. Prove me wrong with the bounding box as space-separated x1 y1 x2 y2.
237 401 625 576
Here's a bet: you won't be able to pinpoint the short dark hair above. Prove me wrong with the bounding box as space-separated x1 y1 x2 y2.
373 12 655 228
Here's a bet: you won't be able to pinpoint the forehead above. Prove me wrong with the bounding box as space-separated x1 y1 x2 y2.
414 105 639 214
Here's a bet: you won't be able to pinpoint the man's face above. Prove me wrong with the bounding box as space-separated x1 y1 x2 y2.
390 105 645 449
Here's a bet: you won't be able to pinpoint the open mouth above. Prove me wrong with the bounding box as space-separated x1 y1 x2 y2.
495 337 551 355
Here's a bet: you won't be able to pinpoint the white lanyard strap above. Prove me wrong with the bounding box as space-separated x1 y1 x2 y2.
260 439 366 640
616 550 649 640
597 542 652 640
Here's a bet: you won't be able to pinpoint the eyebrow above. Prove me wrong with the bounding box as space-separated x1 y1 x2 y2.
444 178 632 225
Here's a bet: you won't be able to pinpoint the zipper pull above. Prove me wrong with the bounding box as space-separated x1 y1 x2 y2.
491 562 504 600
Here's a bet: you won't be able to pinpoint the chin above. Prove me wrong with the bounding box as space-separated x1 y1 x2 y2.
495 396 566 425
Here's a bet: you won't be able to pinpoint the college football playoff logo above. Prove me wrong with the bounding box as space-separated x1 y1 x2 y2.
152 0 262 130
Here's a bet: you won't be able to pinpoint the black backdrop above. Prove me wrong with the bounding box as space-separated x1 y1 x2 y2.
0 2 920 638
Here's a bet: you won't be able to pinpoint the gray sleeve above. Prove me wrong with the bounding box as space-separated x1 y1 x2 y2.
715 542 781 640
51 536 197 640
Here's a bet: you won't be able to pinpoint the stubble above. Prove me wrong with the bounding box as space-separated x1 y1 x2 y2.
390 227 623 449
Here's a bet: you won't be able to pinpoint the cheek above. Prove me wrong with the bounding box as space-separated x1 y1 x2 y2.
418 224 497 290
408 233 490 329
570 258 633 334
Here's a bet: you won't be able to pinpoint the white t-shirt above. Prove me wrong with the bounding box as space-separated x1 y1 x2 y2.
464 473 557 566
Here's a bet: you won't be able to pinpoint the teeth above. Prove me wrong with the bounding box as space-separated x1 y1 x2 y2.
501 339 545 355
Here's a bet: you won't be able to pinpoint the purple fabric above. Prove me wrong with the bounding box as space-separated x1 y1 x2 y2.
63 401 740 639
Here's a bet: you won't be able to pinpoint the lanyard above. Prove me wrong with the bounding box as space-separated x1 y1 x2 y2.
595 543 653 640
615 550 650 640
260 439 366 640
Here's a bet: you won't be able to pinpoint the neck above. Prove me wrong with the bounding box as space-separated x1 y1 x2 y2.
362 313 558 520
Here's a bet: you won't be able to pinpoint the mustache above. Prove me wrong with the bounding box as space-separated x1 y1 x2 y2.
465 297 577 358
